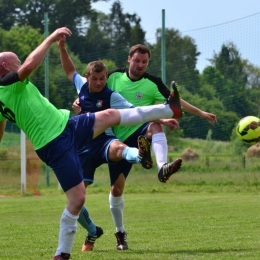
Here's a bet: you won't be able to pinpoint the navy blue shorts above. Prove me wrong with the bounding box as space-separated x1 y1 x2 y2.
108 122 150 185
36 113 95 192
78 133 119 183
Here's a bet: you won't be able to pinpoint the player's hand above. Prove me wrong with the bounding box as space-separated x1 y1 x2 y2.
200 111 217 124
159 118 179 131
50 27 72 43
57 34 66 48
72 98 82 114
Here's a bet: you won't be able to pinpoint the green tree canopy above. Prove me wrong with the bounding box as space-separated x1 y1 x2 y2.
149 28 200 91
0 25 86 110
202 43 255 118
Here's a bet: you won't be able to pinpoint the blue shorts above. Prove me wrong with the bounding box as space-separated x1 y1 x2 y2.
36 113 95 192
108 122 150 185
78 133 119 183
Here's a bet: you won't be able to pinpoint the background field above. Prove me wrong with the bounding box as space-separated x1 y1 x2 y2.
1 134 260 259
0 191 259 260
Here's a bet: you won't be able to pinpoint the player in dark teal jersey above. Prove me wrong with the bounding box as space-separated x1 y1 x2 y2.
0 31 183 260
73 44 217 251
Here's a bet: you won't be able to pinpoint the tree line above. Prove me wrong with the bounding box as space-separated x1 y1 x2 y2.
1 0 260 142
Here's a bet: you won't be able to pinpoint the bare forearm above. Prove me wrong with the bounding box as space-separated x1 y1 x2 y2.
59 47 76 81
180 99 202 117
17 27 72 81
18 36 54 81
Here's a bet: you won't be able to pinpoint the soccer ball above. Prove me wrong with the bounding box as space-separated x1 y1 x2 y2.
236 116 260 145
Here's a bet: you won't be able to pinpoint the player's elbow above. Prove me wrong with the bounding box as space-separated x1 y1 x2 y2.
17 60 35 81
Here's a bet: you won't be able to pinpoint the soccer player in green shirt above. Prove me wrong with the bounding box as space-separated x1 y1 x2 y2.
0 32 183 259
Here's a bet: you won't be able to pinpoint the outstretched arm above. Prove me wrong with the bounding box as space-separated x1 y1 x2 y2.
0 119 7 143
152 118 179 131
57 35 76 82
180 99 217 124
18 27 72 81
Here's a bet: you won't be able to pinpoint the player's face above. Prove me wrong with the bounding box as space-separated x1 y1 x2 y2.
86 70 107 93
128 52 149 80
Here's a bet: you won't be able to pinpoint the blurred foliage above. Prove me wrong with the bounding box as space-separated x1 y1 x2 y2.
1 1 260 142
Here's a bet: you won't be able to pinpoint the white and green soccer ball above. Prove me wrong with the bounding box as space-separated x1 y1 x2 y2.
236 116 260 145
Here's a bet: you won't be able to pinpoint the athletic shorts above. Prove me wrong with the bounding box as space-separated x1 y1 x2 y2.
36 113 95 192
78 133 119 184
108 122 150 185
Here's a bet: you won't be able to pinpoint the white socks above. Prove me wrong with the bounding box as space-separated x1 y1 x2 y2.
55 208 78 256
119 104 173 126
109 192 124 233
152 132 168 171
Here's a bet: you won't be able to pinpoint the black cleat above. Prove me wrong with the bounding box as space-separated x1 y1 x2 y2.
137 135 153 169
158 158 182 183
81 226 104 251
115 231 128 250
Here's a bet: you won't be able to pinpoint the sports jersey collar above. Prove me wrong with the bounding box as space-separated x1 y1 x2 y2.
126 68 146 82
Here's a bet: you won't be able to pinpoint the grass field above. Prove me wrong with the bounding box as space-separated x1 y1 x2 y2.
0 189 260 259
1 134 260 259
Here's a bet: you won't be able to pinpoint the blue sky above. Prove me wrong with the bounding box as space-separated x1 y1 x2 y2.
92 0 260 71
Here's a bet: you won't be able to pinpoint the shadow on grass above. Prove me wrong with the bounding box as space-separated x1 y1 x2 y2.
93 247 257 255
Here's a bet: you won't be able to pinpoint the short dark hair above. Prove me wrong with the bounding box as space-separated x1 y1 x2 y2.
129 44 151 59
86 61 107 75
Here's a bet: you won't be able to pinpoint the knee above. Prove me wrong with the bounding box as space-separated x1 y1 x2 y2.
67 185 86 214
72 193 85 213
108 141 126 161
77 193 85 208
111 184 124 197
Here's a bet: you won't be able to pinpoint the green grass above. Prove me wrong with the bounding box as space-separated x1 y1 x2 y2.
0 191 260 259
1 134 260 258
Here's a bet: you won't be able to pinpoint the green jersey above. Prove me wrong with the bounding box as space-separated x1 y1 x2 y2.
107 69 170 141
0 75 69 149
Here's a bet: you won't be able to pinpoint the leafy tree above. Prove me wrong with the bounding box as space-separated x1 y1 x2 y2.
149 28 200 90
0 26 42 62
208 42 253 117
243 60 260 89
0 0 146 68
101 0 146 67
0 0 105 57
200 66 227 98
107 0 145 48
79 17 112 63
176 85 238 141
0 25 85 110
99 59 117 72
0 1 20 30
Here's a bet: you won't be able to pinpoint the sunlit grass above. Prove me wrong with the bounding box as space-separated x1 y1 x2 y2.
0 192 259 259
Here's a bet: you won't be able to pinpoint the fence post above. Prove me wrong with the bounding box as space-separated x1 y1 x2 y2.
242 154 246 168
